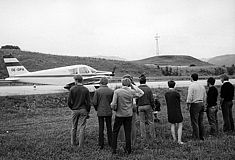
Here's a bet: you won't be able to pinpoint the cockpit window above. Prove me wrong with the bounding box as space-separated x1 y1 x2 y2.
90 68 96 73
68 68 78 74
79 67 90 74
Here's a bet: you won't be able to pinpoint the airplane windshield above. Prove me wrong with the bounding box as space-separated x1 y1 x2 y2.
89 68 96 73
79 67 90 74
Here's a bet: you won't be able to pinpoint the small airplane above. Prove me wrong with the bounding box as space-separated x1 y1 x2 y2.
2 54 115 90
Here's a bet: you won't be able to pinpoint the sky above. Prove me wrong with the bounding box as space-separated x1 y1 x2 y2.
0 0 234 60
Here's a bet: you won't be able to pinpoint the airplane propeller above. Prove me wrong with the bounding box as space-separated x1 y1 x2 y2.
111 66 116 76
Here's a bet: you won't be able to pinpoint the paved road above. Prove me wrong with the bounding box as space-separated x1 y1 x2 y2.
1 79 235 96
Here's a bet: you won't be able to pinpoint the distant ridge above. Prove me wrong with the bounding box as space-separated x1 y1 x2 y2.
132 55 212 66
208 54 235 67
94 55 126 61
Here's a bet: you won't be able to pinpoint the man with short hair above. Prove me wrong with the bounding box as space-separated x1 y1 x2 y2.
118 74 138 145
220 74 234 132
137 74 155 142
68 75 91 147
206 77 219 136
93 77 114 149
186 73 206 140
111 77 144 154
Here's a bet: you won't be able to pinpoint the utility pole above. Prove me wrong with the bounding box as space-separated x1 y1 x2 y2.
154 33 160 56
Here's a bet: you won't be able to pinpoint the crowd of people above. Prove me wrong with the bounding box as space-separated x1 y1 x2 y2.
67 73 234 154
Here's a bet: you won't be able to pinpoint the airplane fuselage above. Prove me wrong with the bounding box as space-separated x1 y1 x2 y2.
5 64 113 86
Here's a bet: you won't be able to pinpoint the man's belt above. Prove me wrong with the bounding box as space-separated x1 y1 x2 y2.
192 100 203 103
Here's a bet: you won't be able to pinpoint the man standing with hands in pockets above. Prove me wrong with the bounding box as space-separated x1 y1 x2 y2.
186 73 207 141
68 75 91 147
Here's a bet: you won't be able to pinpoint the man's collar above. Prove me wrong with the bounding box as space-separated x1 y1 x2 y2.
122 86 130 89
223 80 229 83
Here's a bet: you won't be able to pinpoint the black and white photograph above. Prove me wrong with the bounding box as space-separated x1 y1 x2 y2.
0 0 235 159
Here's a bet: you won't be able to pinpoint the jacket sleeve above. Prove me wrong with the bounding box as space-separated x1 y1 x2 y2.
86 90 91 113
92 91 98 111
111 91 118 111
203 86 207 104
67 90 73 109
220 85 225 98
132 85 144 98
186 85 193 103
149 90 155 110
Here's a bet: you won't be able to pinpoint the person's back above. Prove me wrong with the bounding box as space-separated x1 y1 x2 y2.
93 77 114 149
68 75 91 147
68 85 91 111
187 81 206 103
165 90 182 117
137 84 154 108
165 80 184 144
114 87 134 117
93 85 113 116
220 74 235 132
207 85 218 107
111 77 144 154
206 77 219 136
221 81 234 101
186 73 206 141
137 74 155 142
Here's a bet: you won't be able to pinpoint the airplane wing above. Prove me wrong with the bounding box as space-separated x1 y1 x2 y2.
0 79 14 83
0 85 68 96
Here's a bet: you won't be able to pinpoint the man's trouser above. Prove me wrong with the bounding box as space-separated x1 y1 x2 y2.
98 116 112 147
206 106 218 135
71 109 87 146
112 116 132 154
189 102 204 140
138 105 155 141
221 100 234 132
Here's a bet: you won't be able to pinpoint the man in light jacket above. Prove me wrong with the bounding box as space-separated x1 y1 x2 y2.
111 77 144 154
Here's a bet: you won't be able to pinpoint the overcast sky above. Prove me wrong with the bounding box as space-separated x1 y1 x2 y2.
0 0 234 60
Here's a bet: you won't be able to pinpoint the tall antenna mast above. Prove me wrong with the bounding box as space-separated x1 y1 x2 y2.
154 33 160 56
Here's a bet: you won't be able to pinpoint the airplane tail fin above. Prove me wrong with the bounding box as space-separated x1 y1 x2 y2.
3 54 29 77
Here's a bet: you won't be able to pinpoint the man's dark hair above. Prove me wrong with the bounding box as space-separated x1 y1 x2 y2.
191 73 198 81
139 77 146 84
74 75 83 83
168 80 176 88
207 77 215 85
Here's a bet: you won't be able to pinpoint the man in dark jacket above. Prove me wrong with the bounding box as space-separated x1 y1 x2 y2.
68 75 91 147
220 74 234 132
137 74 155 142
206 77 218 136
93 77 114 149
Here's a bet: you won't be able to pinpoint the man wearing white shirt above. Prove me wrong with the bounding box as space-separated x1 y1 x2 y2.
186 73 207 140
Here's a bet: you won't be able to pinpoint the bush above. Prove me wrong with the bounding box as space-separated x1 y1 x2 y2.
1 45 20 50
226 64 235 75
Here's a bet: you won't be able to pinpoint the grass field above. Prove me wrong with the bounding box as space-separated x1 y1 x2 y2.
0 87 235 160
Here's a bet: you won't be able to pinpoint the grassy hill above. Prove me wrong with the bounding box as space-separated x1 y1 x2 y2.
208 54 235 67
132 55 212 66
0 49 162 79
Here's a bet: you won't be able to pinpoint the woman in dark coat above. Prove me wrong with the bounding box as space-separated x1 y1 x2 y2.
165 80 184 144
